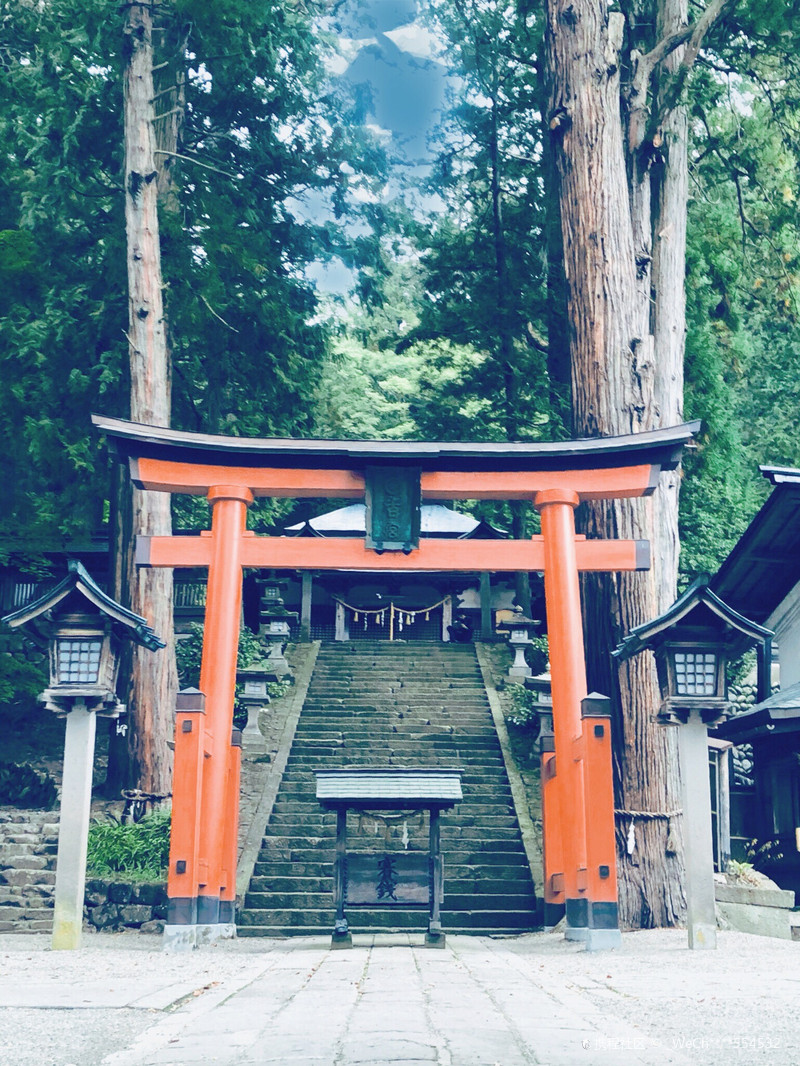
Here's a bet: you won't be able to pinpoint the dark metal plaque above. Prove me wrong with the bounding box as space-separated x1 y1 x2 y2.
365 466 421 552
346 852 430 907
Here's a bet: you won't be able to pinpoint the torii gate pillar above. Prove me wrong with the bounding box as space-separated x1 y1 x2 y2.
196 485 252 932
537 489 620 947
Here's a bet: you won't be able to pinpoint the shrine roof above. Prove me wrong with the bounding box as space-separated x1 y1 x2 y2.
93 415 700 474
715 680 800 743
711 467 800 624
286 503 479 537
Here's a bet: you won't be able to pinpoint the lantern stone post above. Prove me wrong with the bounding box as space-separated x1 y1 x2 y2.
2 560 164 949
237 660 279 754
51 698 98 949
614 574 773 950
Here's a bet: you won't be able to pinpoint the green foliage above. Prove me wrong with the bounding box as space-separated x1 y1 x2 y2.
680 58 800 578
504 684 541 733
0 761 58 810
175 623 266 689
175 623 290 727
0 0 388 555
406 0 552 444
86 809 171 881
267 679 292 702
725 858 755 880
0 648 49 707
0 0 127 549
526 635 548 677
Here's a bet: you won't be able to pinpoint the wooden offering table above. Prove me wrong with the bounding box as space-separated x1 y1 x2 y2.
315 768 463 948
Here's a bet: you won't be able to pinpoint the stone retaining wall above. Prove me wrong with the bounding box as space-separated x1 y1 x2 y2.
84 879 168 934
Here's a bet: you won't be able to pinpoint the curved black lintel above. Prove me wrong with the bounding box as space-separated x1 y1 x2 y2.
92 415 702 475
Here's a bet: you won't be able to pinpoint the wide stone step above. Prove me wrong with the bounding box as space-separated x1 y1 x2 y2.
0 903 54 922
253 860 532 881
255 847 529 868
301 698 488 706
249 876 334 893
0 868 57 888
262 822 523 844
281 764 507 778
290 729 499 741
246 873 535 897
284 753 505 766
270 816 519 835
285 745 501 757
237 924 536 938
349 746 500 754
0 855 53 872
244 889 536 912
238 908 536 931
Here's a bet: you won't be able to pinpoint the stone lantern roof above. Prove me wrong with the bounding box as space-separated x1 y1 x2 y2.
2 559 164 651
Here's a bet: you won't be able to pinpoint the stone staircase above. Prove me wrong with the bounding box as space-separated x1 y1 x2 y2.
0 809 58 932
239 641 539 937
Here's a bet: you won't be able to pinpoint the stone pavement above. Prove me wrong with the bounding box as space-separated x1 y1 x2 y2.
0 929 798 1066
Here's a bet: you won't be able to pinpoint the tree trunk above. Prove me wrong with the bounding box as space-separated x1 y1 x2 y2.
650 0 689 612
110 0 177 798
545 0 686 927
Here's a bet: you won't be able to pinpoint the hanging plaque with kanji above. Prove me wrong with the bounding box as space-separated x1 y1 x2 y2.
365 465 421 552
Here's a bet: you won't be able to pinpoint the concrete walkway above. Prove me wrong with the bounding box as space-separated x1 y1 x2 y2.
0 929 797 1066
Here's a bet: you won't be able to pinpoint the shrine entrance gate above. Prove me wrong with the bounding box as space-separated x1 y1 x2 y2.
95 415 699 949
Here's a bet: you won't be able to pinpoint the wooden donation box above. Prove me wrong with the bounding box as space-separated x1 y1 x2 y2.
315 768 463 948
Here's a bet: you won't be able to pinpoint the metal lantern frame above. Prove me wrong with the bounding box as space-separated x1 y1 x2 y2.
654 640 727 726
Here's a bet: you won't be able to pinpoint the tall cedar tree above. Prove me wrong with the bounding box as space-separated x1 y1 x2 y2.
110 0 177 799
545 0 735 927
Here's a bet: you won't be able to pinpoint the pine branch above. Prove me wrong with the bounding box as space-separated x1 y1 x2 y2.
199 295 240 333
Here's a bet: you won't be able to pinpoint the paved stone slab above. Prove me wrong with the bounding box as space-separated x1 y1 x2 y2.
0 929 798 1066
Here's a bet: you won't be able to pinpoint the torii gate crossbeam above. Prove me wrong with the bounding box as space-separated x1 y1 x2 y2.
95 415 699 950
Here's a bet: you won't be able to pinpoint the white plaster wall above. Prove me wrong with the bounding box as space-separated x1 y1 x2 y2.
767 581 800 689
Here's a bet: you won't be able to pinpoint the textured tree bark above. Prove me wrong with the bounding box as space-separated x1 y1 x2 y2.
112 0 177 797
545 0 686 927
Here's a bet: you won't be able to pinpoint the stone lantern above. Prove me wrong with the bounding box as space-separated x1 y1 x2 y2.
236 659 280 752
613 574 772 950
2 560 164 950
256 577 297 679
497 609 539 681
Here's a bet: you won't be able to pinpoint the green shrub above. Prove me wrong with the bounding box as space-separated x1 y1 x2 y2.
0 761 58 809
0 641 49 706
86 809 171 881
504 685 541 733
526 635 549 676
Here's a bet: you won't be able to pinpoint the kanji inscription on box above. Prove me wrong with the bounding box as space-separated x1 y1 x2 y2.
346 852 430 906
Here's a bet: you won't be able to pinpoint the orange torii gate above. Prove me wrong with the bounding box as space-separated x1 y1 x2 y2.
95 414 699 950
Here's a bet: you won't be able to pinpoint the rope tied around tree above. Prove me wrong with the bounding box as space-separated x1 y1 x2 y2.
614 809 683 860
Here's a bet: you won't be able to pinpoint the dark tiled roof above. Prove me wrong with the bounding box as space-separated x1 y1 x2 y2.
711 468 800 624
